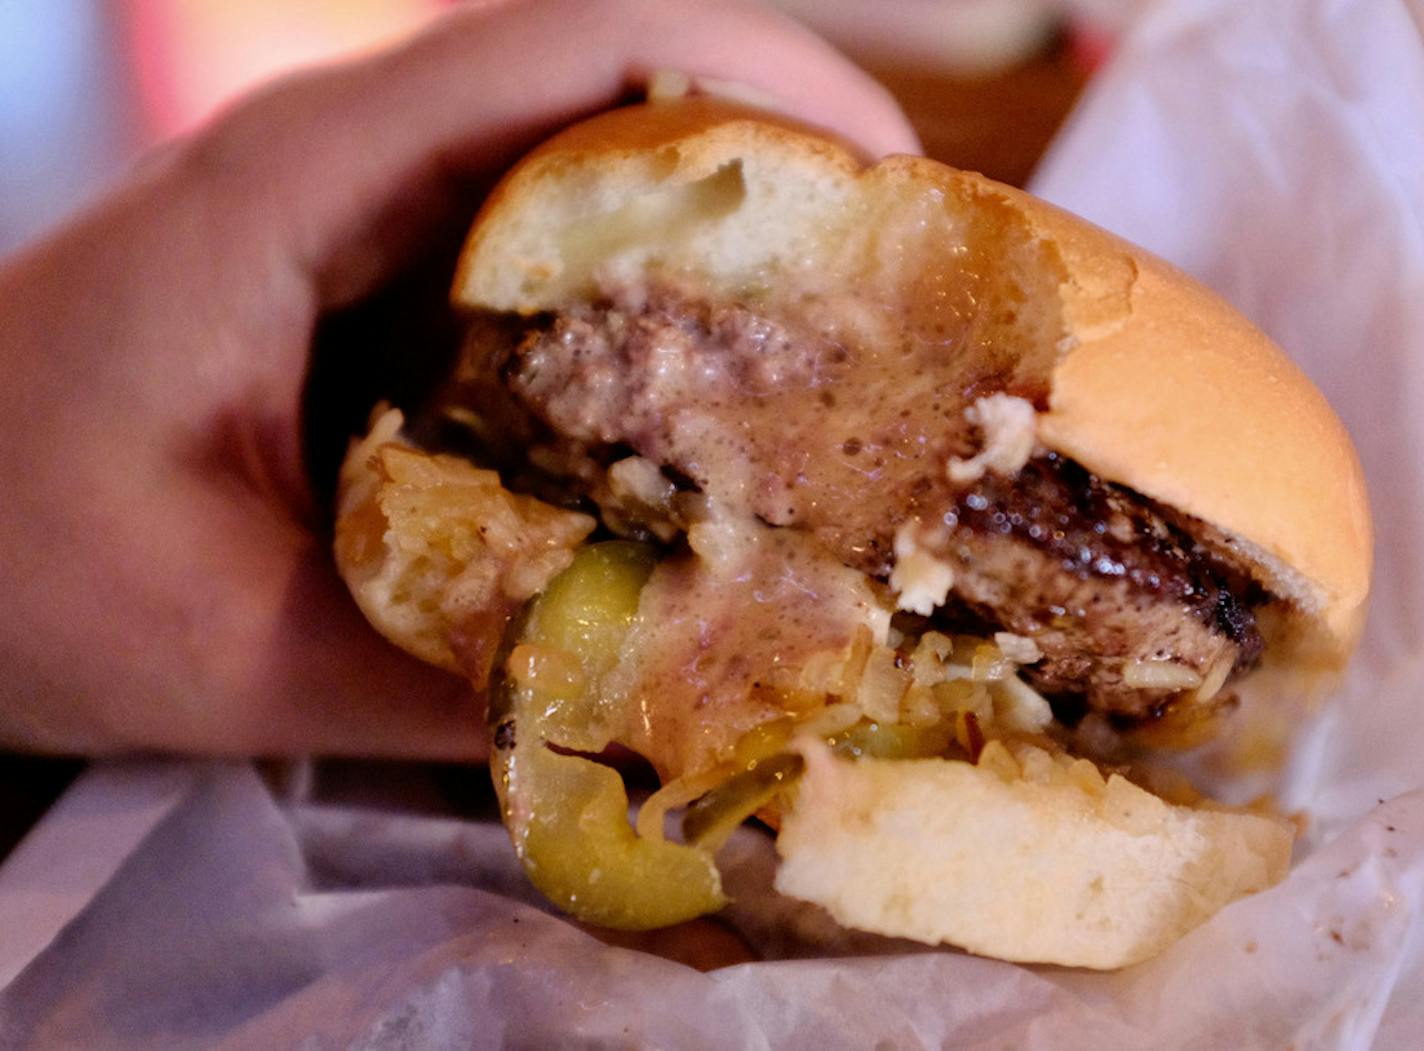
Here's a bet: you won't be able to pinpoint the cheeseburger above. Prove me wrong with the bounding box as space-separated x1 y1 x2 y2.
333 98 1371 969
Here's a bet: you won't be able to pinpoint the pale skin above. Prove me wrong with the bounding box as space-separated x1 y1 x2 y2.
0 0 919 758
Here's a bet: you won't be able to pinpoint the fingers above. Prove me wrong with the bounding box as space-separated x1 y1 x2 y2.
3 460 489 759
159 499 489 760
187 0 919 308
223 538 489 760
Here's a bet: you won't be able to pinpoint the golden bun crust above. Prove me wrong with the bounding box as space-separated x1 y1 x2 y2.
454 97 1371 670
1022 197 1372 654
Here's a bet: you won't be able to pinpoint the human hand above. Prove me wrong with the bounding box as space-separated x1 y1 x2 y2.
0 0 917 758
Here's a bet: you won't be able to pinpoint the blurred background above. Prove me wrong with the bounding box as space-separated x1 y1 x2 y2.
0 0 1139 254
0 0 1132 853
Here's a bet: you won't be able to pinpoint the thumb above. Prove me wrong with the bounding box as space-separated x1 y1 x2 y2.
139 476 487 760
237 537 488 761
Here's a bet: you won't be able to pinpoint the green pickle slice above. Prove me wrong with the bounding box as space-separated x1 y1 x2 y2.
683 753 804 852
490 542 987 930
829 718 956 760
490 542 728 929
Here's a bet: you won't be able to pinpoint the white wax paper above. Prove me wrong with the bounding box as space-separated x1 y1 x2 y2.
4 0 1424 1045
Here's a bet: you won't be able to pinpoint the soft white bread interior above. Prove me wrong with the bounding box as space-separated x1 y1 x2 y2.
775 739 1292 969
455 97 1371 670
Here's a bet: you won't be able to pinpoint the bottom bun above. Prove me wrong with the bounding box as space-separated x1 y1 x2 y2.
774 739 1293 969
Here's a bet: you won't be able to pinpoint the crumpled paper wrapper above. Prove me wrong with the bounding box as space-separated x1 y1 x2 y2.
4 0 1424 1045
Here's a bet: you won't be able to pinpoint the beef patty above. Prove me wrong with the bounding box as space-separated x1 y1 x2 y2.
450 288 1265 720
941 454 1262 716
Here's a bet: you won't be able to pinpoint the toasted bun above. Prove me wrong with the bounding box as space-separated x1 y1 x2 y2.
455 97 1371 668
335 407 595 677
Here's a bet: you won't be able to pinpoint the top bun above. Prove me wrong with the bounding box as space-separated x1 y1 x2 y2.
455 97 1371 672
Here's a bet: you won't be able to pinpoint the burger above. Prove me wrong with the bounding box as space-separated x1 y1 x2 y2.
332 97 1371 969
